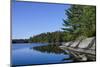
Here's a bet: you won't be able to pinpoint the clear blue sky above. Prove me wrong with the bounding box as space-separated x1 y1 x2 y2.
12 0 71 39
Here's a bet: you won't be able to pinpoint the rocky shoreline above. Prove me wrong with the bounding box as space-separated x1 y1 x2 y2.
59 37 96 62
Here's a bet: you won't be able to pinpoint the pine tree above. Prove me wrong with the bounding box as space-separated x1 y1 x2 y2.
62 5 96 41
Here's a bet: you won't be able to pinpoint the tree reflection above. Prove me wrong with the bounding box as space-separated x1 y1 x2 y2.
33 44 68 54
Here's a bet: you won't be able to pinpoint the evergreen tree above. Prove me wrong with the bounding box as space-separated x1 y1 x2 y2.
62 5 96 41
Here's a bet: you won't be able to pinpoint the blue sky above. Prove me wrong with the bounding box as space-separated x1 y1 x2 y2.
12 1 71 39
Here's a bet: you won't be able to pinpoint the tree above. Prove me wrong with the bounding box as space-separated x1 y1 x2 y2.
62 5 96 41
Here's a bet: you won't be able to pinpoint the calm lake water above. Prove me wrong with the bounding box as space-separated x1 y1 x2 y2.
12 43 73 66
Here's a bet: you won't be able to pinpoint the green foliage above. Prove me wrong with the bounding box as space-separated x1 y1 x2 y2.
62 5 96 40
29 31 64 43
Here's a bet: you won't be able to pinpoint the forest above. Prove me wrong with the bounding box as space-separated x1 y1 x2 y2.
12 5 96 43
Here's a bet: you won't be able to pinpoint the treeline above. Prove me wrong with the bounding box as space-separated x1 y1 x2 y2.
12 39 29 43
12 31 75 43
29 31 73 43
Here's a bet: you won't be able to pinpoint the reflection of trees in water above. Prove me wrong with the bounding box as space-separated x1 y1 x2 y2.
33 44 74 62
33 44 67 54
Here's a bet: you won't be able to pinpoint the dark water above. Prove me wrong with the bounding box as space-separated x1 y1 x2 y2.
12 43 73 66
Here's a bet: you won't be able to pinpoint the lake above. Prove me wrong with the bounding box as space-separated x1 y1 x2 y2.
12 43 73 66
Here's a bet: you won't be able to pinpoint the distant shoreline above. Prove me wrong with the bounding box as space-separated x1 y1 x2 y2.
12 42 62 46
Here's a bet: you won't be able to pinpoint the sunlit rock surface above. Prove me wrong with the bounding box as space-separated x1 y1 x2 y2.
60 37 96 61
